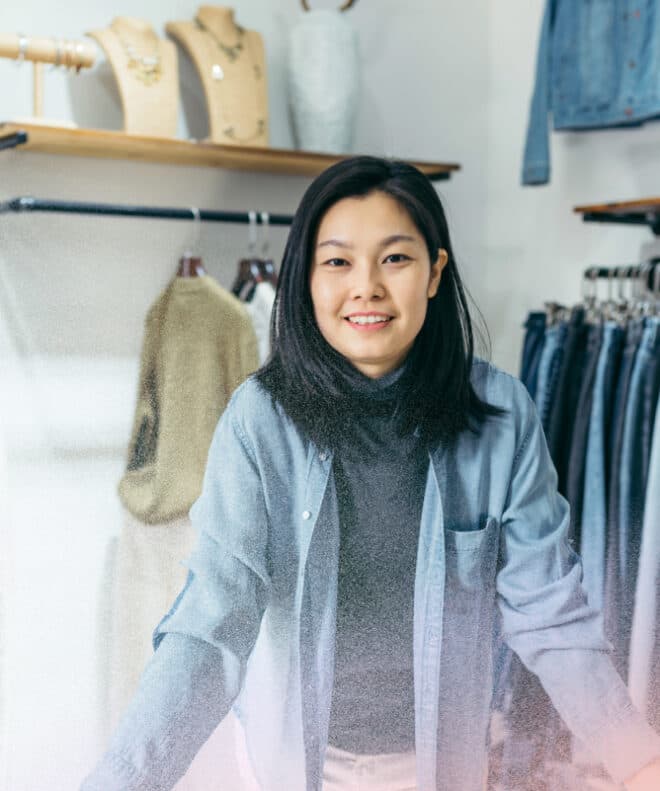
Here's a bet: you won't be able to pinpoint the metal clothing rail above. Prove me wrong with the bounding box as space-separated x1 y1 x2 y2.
584 260 660 278
0 196 295 225
0 131 27 151
581 211 660 235
583 260 660 292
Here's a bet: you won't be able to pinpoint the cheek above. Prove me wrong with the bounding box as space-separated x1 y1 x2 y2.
310 278 340 318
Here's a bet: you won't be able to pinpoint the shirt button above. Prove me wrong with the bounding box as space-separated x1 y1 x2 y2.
302 510 311 520
625 107 634 117
629 60 636 68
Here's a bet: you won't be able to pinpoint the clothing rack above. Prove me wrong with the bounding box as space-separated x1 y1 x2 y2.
0 196 294 225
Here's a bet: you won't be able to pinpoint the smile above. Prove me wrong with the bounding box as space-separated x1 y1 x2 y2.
344 316 394 331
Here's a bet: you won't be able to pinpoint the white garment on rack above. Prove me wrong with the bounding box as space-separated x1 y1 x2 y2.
0 421 11 791
101 506 248 791
628 389 660 721
244 281 276 365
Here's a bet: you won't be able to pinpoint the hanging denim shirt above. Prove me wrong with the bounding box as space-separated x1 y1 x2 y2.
80 358 660 791
523 1 660 185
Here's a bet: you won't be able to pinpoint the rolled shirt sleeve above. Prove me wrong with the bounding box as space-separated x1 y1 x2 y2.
496 384 660 784
80 388 271 791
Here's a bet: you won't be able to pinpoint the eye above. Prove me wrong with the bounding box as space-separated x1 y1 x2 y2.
384 253 411 263
323 258 349 267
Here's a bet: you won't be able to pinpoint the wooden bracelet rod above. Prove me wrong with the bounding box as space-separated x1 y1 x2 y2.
0 32 95 68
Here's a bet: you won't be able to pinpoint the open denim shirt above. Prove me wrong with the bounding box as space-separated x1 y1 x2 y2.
81 358 660 791
523 0 660 185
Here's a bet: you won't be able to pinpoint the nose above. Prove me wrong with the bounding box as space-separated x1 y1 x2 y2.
348 262 385 300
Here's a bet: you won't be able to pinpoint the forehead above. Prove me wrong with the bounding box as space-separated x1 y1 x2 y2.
316 192 421 241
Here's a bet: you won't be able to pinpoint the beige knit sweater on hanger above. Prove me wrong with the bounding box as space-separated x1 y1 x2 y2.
118 275 259 524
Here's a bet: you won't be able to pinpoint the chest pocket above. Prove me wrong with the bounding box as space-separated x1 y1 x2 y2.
444 516 500 593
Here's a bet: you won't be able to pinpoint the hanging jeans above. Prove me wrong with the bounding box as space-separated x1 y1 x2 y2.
500 315 585 789
519 311 546 400
581 321 625 616
502 309 588 785
546 305 588 495
608 317 660 681
566 321 604 550
604 317 646 679
629 387 660 732
534 321 568 433
571 320 626 771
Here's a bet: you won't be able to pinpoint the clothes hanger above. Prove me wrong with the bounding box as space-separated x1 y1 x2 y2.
177 207 206 277
231 210 265 300
300 0 356 10
258 210 278 287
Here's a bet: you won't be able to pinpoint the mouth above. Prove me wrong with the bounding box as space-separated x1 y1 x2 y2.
344 316 394 330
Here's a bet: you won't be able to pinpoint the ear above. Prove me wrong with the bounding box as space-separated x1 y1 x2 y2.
427 248 449 298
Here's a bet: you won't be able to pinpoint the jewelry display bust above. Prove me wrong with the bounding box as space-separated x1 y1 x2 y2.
87 17 179 137
165 5 269 146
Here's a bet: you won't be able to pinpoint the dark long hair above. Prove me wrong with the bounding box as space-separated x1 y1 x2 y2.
255 155 508 454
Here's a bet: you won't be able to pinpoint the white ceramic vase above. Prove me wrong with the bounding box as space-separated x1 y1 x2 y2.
287 9 359 153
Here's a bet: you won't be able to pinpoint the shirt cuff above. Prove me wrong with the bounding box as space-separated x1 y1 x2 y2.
80 751 157 791
521 161 550 185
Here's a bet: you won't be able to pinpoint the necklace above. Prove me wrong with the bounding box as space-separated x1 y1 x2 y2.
110 21 162 85
194 16 245 62
193 18 266 143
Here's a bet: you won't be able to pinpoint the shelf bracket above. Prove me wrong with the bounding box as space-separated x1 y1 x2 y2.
0 130 28 151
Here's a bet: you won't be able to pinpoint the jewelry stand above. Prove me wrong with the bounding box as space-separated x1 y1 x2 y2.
166 5 268 146
87 17 179 138
0 31 96 127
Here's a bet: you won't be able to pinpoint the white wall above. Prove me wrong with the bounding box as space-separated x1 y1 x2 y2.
1 1 658 789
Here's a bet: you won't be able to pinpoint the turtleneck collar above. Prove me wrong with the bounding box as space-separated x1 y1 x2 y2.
347 356 410 403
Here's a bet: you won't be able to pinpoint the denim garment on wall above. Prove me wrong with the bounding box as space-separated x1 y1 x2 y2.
523 1 660 185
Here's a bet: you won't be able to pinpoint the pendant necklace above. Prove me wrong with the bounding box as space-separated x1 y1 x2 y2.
110 21 162 85
194 17 266 143
194 16 262 81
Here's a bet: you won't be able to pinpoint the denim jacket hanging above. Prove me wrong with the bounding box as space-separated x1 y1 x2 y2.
523 0 660 185
81 358 660 791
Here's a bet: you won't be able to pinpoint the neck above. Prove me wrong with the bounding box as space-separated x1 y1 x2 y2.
111 17 155 37
196 5 238 34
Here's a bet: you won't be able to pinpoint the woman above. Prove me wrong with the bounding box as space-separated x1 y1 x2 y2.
81 157 660 791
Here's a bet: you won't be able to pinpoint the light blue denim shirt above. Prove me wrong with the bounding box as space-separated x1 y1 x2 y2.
81 358 660 791
523 1 660 185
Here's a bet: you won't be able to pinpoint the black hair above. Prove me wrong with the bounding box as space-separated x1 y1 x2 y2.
255 155 508 453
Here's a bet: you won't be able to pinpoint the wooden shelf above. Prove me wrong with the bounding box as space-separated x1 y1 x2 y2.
574 197 660 234
0 121 460 181
574 198 660 215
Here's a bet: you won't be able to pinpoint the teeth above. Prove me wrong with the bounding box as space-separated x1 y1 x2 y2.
347 316 392 324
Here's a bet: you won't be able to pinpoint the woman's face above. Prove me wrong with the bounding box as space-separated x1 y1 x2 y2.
309 190 448 379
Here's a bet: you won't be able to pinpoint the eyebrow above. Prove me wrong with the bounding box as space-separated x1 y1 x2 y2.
316 233 417 249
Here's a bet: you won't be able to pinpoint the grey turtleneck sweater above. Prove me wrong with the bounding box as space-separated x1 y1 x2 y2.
327 359 430 754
